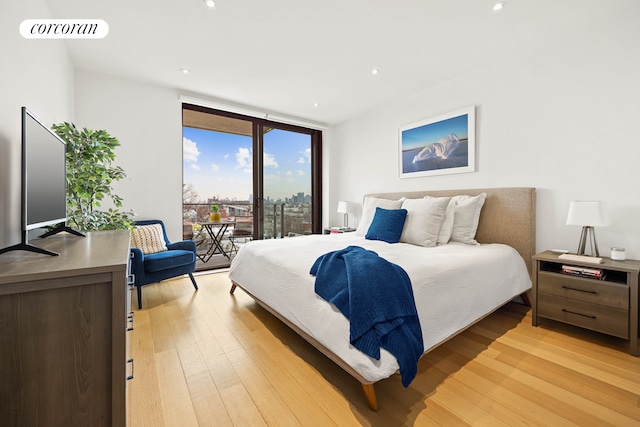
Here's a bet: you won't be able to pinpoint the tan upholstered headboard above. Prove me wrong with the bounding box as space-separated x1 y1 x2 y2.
364 187 536 275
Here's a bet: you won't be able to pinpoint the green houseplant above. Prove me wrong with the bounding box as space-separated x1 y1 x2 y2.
51 122 134 231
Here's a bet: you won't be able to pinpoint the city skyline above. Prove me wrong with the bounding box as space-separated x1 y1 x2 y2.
183 126 311 202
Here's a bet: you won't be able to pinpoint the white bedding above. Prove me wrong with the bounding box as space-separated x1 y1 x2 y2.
228 233 531 383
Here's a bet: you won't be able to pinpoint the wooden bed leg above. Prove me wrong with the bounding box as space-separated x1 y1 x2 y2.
229 283 237 294
361 383 379 411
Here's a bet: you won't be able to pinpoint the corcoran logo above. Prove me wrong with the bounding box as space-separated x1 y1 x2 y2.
20 19 109 39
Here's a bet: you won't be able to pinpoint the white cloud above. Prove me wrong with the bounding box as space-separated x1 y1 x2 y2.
286 170 293 176
297 157 304 164
191 163 200 171
296 170 305 176
236 147 251 167
303 148 311 163
211 163 219 172
264 174 282 182
264 152 279 168
183 137 200 163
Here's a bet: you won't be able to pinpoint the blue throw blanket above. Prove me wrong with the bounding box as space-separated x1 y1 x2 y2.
310 245 424 387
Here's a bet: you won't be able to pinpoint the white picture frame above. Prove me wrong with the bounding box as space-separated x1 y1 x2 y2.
399 106 476 178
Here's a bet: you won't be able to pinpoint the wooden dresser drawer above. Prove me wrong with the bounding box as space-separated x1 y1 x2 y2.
537 293 629 339
538 271 629 310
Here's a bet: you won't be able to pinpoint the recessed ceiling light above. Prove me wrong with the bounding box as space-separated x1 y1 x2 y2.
313 102 319 107
371 69 379 75
492 2 506 11
180 68 190 74
204 0 216 8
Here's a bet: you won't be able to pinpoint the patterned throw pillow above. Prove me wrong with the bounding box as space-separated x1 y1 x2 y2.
131 224 167 254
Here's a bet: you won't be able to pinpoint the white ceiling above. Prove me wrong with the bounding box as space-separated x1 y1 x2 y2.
47 0 636 127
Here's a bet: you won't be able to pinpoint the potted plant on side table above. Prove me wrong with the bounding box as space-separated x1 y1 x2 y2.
209 204 221 222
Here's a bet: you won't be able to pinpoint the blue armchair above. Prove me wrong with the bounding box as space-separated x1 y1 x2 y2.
130 220 198 309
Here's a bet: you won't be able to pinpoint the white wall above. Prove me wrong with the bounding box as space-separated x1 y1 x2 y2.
0 0 74 250
74 70 185 240
329 6 640 259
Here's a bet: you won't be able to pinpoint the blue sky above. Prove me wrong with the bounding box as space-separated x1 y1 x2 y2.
401 114 469 151
183 127 311 201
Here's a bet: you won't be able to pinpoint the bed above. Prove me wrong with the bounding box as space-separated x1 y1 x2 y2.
229 187 536 410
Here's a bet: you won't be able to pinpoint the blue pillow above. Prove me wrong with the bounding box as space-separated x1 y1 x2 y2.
365 207 408 243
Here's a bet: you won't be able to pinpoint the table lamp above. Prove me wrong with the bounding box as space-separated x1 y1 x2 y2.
566 201 610 256
337 201 351 228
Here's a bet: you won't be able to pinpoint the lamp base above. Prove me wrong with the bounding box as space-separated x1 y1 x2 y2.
343 213 349 229
576 226 600 257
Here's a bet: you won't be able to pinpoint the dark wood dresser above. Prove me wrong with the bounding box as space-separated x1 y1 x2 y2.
0 231 132 426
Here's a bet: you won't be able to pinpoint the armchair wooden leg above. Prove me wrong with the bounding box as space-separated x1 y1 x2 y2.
137 285 143 310
189 273 198 290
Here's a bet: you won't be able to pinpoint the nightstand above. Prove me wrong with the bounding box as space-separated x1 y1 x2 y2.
323 227 356 235
532 251 639 356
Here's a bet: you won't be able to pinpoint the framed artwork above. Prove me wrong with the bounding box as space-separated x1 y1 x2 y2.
399 106 475 178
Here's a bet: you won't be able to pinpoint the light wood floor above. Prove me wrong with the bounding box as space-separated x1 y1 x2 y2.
129 272 640 427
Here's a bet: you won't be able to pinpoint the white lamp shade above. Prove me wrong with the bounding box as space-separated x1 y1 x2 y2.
566 201 610 226
337 201 349 214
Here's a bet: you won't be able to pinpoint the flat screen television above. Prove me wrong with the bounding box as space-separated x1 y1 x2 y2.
24 107 67 231
0 107 81 256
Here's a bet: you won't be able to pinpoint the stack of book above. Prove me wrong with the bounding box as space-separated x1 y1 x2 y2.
329 227 355 234
561 264 605 279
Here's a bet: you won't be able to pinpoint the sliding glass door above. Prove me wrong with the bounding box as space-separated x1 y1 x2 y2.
182 103 322 267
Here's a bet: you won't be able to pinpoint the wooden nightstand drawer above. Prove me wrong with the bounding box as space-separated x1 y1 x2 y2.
538 271 628 310
538 293 629 339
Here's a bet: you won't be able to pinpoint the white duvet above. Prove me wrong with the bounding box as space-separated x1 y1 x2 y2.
228 233 531 383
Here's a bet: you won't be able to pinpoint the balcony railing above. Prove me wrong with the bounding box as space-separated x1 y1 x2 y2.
182 201 311 241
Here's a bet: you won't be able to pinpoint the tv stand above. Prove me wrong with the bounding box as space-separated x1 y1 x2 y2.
39 224 85 239
0 226 86 257
0 242 59 257
0 228 62 256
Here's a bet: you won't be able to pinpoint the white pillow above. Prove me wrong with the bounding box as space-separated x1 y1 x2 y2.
449 193 487 245
399 197 451 247
355 196 405 236
424 197 456 245
131 224 168 254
